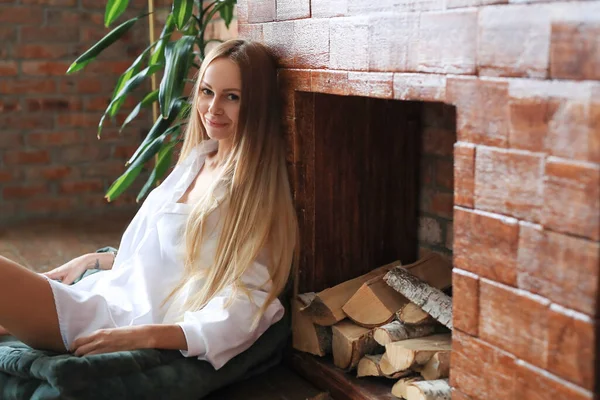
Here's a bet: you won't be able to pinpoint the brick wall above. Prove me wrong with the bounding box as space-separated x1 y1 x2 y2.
239 0 600 398
0 0 157 225
0 1 236 226
419 102 456 258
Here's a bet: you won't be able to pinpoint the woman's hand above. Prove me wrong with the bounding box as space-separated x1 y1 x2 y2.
43 253 114 285
0 325 10 336
71 326 152 356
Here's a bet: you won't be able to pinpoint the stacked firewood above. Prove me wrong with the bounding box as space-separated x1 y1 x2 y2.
292 253 454 400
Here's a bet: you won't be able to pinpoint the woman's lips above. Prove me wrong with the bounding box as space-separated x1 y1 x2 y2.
206 119 228 128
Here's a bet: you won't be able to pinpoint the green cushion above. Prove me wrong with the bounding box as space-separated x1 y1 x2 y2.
0 311 290 400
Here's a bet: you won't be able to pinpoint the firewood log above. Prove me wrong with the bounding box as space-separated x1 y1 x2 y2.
399 252 452 290
357 354 383 377
356 354 412 379
300 261 400 326
342 253 452 328
391 376 423 399
342 275 408 327
396 302 436 325
372 321 436 346
383 334 451 372
292 298 332 356
384 267 453 330
331 320 381 370
405 379 451 400
419 352 450 380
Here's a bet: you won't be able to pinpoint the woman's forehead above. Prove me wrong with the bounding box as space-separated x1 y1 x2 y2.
202 58 241 90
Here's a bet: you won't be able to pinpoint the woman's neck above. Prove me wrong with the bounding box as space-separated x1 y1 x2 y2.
205 139 232 169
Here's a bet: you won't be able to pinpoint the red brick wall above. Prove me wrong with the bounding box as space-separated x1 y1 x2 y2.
419 103 456 258
239 0 600 398
0 1 237 225
0 0 156 225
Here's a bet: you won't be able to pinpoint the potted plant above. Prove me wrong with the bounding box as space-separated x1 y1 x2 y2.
67 0 236 202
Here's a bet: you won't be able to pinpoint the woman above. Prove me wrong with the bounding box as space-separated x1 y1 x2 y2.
0 39 298 370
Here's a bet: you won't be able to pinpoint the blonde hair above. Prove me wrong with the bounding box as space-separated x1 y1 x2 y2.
167 40 298 327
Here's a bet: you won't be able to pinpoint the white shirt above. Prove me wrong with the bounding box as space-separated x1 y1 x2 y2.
45 140 285 370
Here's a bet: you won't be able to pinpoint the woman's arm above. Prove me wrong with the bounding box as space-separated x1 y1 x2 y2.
43 252 116 284
70 324 188 356
91 252 117 271
145 324 188 350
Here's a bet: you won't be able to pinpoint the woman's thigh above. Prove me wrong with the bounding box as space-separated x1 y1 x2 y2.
0 255 66 352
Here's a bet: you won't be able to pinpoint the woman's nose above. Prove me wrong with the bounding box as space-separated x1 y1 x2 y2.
208 97 223 115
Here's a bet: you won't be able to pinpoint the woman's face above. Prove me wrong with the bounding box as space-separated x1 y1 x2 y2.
196 57 242 143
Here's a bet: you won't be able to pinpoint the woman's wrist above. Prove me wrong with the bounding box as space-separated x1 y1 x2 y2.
85 253 116 271
141 324 188 351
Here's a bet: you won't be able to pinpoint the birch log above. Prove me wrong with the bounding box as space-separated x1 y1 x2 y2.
405 379 451 400
419 352 450 380
373 321 436 346
356 354 412 379
384 334 451 372
396 302 436 326
342 275 408 328
292 298 332 356
300 261 400 326
331 320 381 370
391 376 423 399
384 267 453 330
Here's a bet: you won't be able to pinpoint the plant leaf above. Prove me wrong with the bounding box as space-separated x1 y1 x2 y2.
97 64 163 137
67 15 140 74
108 63 140 117
136 138 178 202
105 164 143 202
173 0 194 30
104 0 130 27
126 98 184 165
150 14 175 66
159 36 195 119
218 3 234 28
120 89 159 132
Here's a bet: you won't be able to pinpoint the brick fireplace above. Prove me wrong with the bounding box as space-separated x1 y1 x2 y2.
238 1 599 399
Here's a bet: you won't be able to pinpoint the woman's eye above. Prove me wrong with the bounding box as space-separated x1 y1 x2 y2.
201 88 213 95
227 94 240 101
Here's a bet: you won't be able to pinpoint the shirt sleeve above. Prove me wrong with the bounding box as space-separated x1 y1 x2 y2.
175 260 285 370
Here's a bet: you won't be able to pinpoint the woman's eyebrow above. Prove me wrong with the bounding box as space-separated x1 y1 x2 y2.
201 81 241 92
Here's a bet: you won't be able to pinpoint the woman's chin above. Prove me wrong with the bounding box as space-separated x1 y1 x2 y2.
205 129 233 142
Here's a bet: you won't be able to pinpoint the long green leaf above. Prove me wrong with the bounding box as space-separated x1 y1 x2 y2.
67 15 140 74
105 164 143 202
97 64 163 137
108 64 140 118
159 36 195 119
126 98 184 166
136 139 178 202
173 0 194 30
218 3 234 28
105 0 130 27
150 14 175 66
120 89 159 132
127 118 184 166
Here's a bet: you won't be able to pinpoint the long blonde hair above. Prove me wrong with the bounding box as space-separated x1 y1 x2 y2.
168 40 298 326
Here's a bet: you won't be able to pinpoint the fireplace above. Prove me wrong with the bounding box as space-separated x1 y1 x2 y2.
239 1 600 399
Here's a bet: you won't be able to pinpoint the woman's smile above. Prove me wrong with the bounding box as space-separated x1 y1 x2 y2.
205 118 229 128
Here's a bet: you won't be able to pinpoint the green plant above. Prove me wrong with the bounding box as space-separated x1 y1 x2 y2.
67 0 236 202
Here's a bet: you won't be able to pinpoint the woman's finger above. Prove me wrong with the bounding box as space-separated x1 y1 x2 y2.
62 273 76 285
71 333 96 351
74 341 97 356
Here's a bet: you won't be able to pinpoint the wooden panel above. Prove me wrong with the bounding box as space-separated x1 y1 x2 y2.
294 92 422 292
294 92 316 292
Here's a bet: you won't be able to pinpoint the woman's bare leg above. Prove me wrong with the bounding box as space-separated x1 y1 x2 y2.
0 255 66 352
